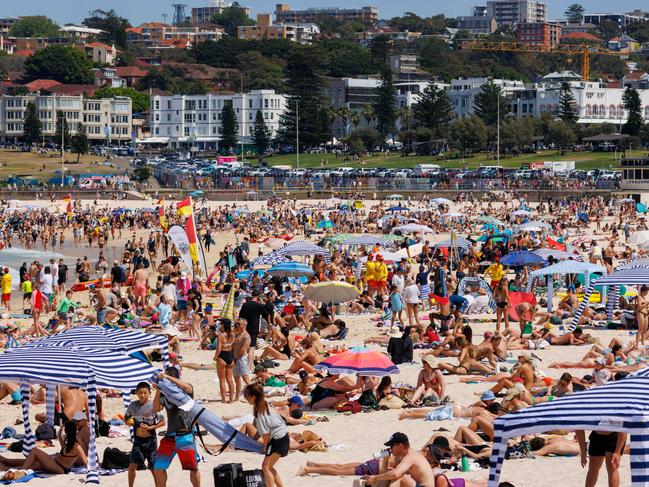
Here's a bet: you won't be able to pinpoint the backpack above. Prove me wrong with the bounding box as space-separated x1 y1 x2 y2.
101 447 130 469
35 423 56 440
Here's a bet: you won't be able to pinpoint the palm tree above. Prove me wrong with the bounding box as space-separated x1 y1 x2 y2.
351 112 361 132
338 107 351 136
362 104 375 128
327 106 340 140
398 106 414 132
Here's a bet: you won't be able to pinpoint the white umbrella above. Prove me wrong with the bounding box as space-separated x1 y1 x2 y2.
628 231 649 246
393 223 435 234
516 221 552 232
431 198 453 205
303 281 361 304
512 209 532 216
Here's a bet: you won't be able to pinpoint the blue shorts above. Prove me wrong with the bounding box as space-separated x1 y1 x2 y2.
177 300 187 311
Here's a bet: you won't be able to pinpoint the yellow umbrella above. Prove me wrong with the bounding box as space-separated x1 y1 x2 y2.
220 285 236 320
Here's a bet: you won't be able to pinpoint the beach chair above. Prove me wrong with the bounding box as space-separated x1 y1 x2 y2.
508 291 537 322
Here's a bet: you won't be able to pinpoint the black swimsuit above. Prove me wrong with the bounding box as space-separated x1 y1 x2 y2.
219 335 235 365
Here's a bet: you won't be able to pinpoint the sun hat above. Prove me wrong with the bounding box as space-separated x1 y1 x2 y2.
422 355 437 369
388 326 402 338
481 390 496 401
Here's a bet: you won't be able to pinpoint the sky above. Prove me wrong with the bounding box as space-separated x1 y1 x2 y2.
2 0 649 25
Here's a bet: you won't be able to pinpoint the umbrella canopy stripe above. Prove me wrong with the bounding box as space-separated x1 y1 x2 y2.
315 346 399 377
267 262 314 277
500 250 547 267
253 240 331 266
341 235 393 247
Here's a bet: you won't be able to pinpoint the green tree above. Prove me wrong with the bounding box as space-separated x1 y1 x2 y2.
22 102 42 146
10 16 60 37
449 116 487 155
558 82 579 124
92 87 149 113
54 111 71 150
220 103 238 153
24 46 93 84
597 20 621 41
83 9 130 49
564 4 585 23
546 120 576 152
253 110 271 154
373 66 396 142
362 104 375 127
211 2 255 37
277 47 330 150
71 122 89 163
237 52 285 91
500 118 535 152
623 87 644 136
350 127 382 151
474 79 509 126
321 39 378 77
368 35 391 64
134 166 151 181
413 83 453 136
136 66 208 95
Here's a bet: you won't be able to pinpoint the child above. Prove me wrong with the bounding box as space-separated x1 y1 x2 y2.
125 382 165 487
21 278 32 311
389 284 404 327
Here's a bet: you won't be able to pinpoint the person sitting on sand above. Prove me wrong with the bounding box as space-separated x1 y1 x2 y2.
410 356 446 404
0 421 86 474
286 333 325 374
437 337 494 376
484 353 536 396
424 440 488 486
310 374 362 410
258 326 295 362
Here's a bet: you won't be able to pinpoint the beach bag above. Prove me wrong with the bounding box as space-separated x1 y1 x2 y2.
335 401 361 414
239 469 266 487
213 463 243 487
101 447 130 469
358 390 379 409
35 423 56 440
378 394 406 410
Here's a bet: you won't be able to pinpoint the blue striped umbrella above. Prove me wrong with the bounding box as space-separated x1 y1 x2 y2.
267 262 314 278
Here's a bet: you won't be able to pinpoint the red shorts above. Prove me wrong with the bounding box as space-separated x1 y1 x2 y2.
1 293 9 303
153 434 198 471
431 295 449 306
134 283 147 298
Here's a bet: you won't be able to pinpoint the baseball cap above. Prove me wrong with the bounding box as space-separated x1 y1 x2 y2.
384 432 409 447
288 396 305 407
481 390 496 401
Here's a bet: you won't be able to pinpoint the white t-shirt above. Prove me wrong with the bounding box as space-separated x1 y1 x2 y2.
392 274 405 293
39 273 53 294
403 284 420 304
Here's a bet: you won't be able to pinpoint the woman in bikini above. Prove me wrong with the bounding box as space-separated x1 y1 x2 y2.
215 319 236 403
258 326 295 361
437 338 494 376
0 421 86 474
410 355 446 404
287 333 326 374
493 279 510 333
636 285 649 346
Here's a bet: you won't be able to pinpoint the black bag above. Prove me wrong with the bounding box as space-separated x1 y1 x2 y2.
239 469 266 487
213 463 243 487
8 440 23 453
35 423 56 440
101 447 130 469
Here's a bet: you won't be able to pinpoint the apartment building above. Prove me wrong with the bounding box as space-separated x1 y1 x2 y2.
126 23 223 49
357 30 422 48
455 16 498 35
149 90 286 150
449 78 527 118
484 0 548 25
238 14 319 43
0 94 132 143
191 2 252 25
583 12 648 28
517 22 561 47
275 4 379 24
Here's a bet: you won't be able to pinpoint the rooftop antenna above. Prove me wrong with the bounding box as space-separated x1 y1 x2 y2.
162 13 169 24
172 4 188 26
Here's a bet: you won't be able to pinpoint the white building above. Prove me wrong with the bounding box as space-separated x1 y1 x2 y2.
0 94 132 143
449 76 649 125
485 0 548 25
149 90 287 150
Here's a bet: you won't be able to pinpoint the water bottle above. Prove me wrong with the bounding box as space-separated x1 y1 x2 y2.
461 456 470 472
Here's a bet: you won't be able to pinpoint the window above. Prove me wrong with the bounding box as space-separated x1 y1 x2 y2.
167 114 171 121
264 99 268 108
249 99 253 108
155 100 160 110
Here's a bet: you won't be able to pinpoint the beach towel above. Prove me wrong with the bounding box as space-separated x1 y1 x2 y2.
508 291 537 322
0 473 34 484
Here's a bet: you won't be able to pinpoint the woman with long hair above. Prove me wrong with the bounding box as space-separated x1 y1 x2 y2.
0 421 87 473
215 318 236 403
243 384 289 487
493 278 510 333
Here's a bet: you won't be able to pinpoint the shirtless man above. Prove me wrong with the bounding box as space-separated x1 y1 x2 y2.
530 436 580 457
488 353 536 395
543 327 586 346
132 263 149 308
35 386 87 425
365 433 436 487
232 320 251 401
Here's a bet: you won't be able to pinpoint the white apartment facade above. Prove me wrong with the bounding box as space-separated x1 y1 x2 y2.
0 94 132 143
449 77 649 125
149 90 287 150
485 0 548 24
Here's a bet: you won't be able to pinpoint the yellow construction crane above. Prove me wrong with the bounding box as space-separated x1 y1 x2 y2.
460 40 622 81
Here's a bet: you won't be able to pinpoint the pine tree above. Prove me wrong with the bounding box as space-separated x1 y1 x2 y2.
220 102 238 153
474 79 509 126
413 83 454 137
54 111 70 149
558 82 579 124
277 47 329 151
22 101 42 145
253 109 271 155
564 4 584 23
71 122 89 163
623 87 644 136
373 65 396 143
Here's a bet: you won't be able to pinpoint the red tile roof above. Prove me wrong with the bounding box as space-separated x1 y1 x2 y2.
14 49 34 57
85 41 112 49
623 71 649 80
47 84 99 96
115 66 148 78
24 79 62 91
161 38 190 48
561 32 601 42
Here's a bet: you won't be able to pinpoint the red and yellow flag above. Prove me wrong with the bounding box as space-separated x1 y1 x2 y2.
158 198 167 232
185 208 199 266
63 194 72 220
176 196 192 218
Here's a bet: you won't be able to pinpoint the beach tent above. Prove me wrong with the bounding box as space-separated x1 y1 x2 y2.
393 224 435 234
488 367 649 487
341 235 393 247
527 261 606 312
457 276 495 313
0 346 161 483
572 266 649 328
434 236 472 249
252 240 330 266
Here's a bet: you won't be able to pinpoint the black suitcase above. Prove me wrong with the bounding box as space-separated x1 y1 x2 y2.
240 469 266 487
214 463 243 487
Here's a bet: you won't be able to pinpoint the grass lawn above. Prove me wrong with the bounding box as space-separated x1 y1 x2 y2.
262 149 645 170
0 149 128 182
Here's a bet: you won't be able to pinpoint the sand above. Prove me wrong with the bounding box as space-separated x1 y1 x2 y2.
0 197 631 487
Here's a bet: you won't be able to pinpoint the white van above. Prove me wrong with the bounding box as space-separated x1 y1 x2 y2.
414 164 441 176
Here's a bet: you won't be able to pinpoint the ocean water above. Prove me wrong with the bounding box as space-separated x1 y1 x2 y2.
0 247 66 291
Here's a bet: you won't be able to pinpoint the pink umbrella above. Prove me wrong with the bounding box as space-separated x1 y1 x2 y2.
315 346 399 377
